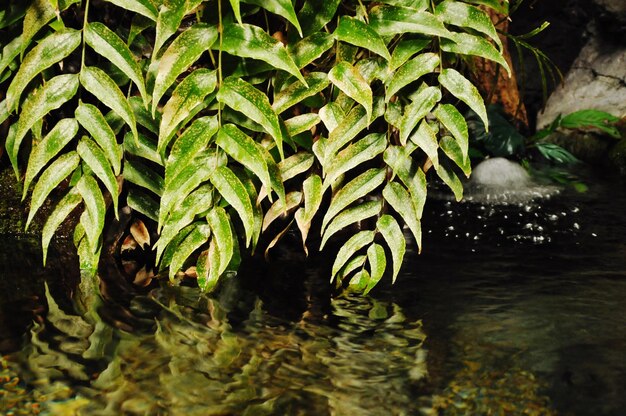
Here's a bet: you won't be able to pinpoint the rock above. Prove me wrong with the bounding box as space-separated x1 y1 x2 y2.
470 157 532 189
542 130 611 166
536 33 626 130
608 138 626 175
593 0 626 39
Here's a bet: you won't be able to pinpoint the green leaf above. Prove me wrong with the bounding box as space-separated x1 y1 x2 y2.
389 39 431 71
383 182 421 250
560 109 621 138
331 230 375 283
348 269 370 292
153 0 186 58
399 86 442 145
410 121 440 169
85 22 149 108
124 159 164 196
217 77 286 158
319 102 346 133
159 69 217 155
336 254 366 284
439 68 488 131
0 100 8 126
22 0 56 50
80 67 138 144
206 206 234 278
221 23 304 84
216 124 272 198
77 136 120 215
75 102 123 175
262 191 302 231
386 53 439 102
130 96 160 135
26 152 80 230
434 159 463 201
334 16 391 61
321 200 382 249
441 33 510 75
369 6 453 39
322 168 386 232
285 114 321 137
273 72 329 115
242 0 302 37
156 184 214 262
6 29 80 112
228 0 242 24
76 174 106 252
328 61 372 124
104 0 158 21
168 223 211 281
166 116 219 185
7 74 79 175
23 118 79 198
464 0 508 15
209 166 255 248
364 243 386 294
124 132 162 165
127 188 160 222
383 146 427 218
294 174 322 254
436 0 502 50
376 215 405 283
323 133 387 190
0 36 24 82
152 24 218 114
298 0 340 37
289 33 335 69
433 103 469 161
277 152 315 182
41 188 82 266
440 135 471 177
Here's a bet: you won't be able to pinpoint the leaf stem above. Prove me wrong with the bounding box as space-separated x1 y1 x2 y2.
81 0 90 72
217 0 223 128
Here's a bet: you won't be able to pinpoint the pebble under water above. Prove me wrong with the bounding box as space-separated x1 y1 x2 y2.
1 172 625 415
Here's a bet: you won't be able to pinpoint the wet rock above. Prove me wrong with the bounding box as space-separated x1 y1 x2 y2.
542 130 612 166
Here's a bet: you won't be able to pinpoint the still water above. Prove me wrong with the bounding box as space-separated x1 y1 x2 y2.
1 173 625 415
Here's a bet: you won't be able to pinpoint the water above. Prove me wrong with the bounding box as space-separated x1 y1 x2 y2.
1 173 625 415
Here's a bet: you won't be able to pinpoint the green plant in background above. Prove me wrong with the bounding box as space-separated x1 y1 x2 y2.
0 0 510 295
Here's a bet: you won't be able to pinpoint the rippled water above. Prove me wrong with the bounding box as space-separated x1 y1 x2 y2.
1 174 625 415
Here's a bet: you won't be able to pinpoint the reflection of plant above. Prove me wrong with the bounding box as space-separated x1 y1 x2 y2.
1 0 509 294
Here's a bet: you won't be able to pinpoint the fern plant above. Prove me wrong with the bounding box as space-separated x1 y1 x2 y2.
1 0 509 294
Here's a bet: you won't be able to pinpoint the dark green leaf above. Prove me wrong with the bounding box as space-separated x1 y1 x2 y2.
206 206 234 278
289 33 335 69
334 16 391 61
436 0 502 50
386 53 439 102
273 72 329 115
323 133 386 190
298 0 340 37
77 136 120 214
329 61 372 123
168 223 211 281
104 0 158 21
434 158 464 201
42 188 82 265
154 0 186 57
124 131 162 165
376 214 405 283
76 174 106 252
560 109 621 138
331 230 375 283
75 102 123 175
321 201 382 249
389 39 431 71
124 159 164 196
242 0 302 36
383 181 421 250
262 191 302 231
441 33 510 75
369 6 453 39
127 188 160 222
364 243 386 294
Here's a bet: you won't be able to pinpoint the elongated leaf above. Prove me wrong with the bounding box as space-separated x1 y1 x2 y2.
465 0 508 14
156 184 213 261
127 188 160 222
209 166 255 247
166 116 219 184
319 102 346 134
104 0 158 20
26 152 80 230
321 201 382 249
435 158 464 201
159 69 217 154
441 32 509 74
289 33 335 69
383 146 427 217
0 36 23 82
436 1 502 50
334 16 391 61
399 86 442 145
410 121 439 169
216 124 272 198
300 174 323 224
262 149 286 206
206 206 234 278
80 67 138 143
76 102 123 175
440 135 470 176
439 68 488 130
124 132 161 165
42 188 82 265
130 95 160 135
76 174 106 252
124 159 164 196
331 230 375 282
433 104 468 161
383 182 421 250
298 0 340 37
217 77 285 158
277 152 314 182
23 118 78 197
85 22 148 107
153 0 186 58
323 133 386 190
152 24 218 114
364 243 386 294
243 0 302 36
386 53 439 102
77 136 120 214
336 254 366 284
369 6 453 38
273 72 329 114
329 62 372 123
6 74 79 176
169 223 211 281
21 0 55 52
241 176 263 253
6 29 80 111
376 215 405 283
285 114 320 138
322 168 385 232
263 191 302 231
390 39 431 71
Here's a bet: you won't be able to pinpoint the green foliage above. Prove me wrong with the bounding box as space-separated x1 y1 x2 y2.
1 0 510 295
